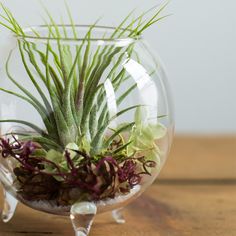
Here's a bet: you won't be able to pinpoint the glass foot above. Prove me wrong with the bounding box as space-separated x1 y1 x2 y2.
2 189 18 223
70 202 97 236
112 208 126 224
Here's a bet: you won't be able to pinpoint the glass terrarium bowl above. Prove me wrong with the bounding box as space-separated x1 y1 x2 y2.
0 25 174 235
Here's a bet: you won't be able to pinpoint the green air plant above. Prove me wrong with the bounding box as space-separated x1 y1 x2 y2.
0 3 168 204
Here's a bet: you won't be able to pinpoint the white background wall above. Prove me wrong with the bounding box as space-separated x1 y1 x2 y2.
0 0 235 134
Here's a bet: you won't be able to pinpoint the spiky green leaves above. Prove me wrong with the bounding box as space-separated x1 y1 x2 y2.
0 2 169 157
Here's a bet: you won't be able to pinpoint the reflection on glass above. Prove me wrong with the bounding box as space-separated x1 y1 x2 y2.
104 78 118 127
123 58 158 119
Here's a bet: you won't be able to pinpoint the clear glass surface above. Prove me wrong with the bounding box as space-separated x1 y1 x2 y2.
0 26 174 217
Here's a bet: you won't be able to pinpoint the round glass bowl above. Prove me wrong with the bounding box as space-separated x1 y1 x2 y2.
0 25 174 235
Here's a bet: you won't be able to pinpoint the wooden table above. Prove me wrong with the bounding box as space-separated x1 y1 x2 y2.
0 136 236 236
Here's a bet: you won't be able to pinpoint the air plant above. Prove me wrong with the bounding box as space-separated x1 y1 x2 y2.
0 3 168 203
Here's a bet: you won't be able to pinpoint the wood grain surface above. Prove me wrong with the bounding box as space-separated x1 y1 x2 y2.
0 136 235 236
160 136 236 180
